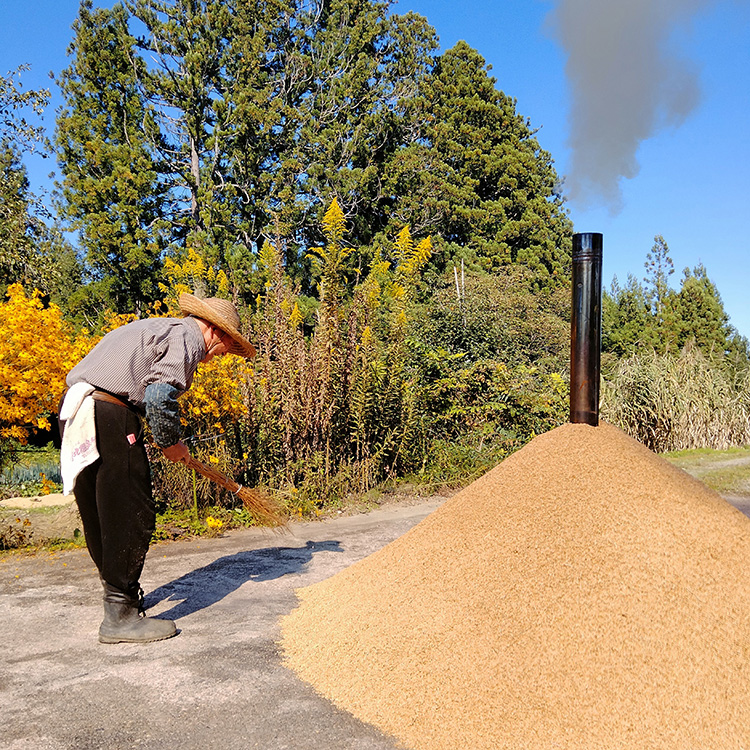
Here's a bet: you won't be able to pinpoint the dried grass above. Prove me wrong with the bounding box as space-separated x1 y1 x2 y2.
602 344 750 451
243 237 421 499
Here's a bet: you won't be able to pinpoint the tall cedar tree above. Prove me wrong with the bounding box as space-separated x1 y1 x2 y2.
282 0 437 251
127 0 239 268
56 0 167 315
219 0 288 284
127 0 306 273
383 41 572 289
125 0 437 290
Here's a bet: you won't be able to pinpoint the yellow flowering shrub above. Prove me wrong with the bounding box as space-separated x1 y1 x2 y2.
0 284 94 445
180 348 254 434
158 248 230 303
307 199 355 309
157 251 251 436
100 309 140 333
394 225 432 283
391 226 432 335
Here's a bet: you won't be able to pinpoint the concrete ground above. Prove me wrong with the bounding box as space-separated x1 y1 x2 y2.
0 497 446 750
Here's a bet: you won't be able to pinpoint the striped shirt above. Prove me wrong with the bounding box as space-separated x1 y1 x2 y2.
67 317 206 410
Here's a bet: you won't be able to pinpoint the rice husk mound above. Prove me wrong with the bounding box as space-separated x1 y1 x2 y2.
280 422 750 749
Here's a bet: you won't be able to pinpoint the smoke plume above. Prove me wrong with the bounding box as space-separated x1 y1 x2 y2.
549 0 716 211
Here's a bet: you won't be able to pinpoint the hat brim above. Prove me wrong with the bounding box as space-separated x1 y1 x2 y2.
178 293 257 359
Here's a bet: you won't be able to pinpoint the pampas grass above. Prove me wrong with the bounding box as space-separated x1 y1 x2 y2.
601 343 750 452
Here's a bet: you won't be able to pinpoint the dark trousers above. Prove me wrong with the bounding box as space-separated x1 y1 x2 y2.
62 400 155 593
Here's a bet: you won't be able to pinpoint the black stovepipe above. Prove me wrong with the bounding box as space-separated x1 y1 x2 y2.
570 233 603 426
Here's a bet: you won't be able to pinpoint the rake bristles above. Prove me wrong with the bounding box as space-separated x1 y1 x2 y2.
185 457 289 530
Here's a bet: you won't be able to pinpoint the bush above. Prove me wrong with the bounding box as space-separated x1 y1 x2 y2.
0 284 94 470
235 205 435 501
148 205 436 514
412 265 569 370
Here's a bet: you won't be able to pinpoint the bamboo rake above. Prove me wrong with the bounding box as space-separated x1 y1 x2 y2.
185 457 288 529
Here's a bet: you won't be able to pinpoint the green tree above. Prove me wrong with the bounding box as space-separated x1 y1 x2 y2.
602 274 654 358
56 0 438 298
56 0 167 315
127 0 237 264
602 241 747 362
0 145 38 293
0 147 81 302
674 264 732 355
414 265 569 369
54 2 571 307
0 65 50 153
283 1 437 249
643 234 674 324
603 235 683 358
0 68 80 302
219 0 438 281
1 66 46 291
217 0 289 288
383 41 572 289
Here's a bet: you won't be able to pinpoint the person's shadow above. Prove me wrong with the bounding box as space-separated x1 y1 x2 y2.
143 540 343 620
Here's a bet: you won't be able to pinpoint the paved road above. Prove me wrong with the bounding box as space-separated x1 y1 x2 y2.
0 498 445 750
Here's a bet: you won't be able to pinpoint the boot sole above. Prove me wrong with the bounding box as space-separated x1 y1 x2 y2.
98 629 179 644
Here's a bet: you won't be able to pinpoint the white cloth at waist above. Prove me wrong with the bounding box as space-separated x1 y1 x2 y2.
59 382 98 495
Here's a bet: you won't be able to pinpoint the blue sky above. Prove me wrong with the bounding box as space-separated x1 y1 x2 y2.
3 0 750 336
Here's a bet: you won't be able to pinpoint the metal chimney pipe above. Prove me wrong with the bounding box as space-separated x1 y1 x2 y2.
570 233 603 426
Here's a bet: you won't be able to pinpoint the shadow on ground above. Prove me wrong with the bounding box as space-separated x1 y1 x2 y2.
144 539 343 620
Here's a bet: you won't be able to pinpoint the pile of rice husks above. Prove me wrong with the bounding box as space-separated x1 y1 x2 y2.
280 422 750 750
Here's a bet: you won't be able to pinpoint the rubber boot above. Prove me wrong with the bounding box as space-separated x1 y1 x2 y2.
98 582 177 644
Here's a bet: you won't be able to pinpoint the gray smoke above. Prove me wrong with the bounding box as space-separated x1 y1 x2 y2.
549 0 715 211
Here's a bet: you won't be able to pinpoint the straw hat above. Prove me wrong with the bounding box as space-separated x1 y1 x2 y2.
178 293 256 358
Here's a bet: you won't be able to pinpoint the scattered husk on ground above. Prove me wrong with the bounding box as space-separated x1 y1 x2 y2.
280 422 750 750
